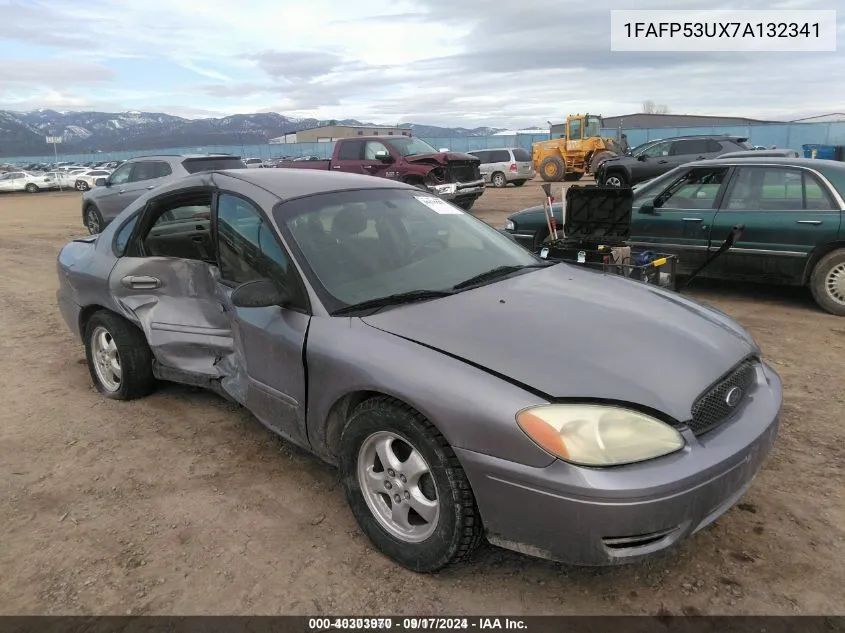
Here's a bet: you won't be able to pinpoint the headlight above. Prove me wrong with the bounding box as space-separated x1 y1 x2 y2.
516 404 684 467
504 219 515 231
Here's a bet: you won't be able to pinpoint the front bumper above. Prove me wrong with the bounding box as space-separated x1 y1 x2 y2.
456 362 782 566
430 179 486 201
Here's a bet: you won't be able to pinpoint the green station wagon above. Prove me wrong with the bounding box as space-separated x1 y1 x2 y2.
503 157 845 316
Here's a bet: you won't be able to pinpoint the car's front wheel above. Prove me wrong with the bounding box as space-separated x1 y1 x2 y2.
340 397 483 572
84 311 155 400
84 205 104 234
810 249 845 316
603 171 628 187
75 180 89 191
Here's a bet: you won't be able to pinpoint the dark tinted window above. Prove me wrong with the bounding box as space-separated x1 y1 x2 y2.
152 161 172 178
512 148 531 162
669 139 710 156
469 151 488 163
338 140 364 160
489 150 511 163
130 161 158 182
706 140 724 152
181 157 246 174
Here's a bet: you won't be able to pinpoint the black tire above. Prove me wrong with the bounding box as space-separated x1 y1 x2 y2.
75 180 89 191
563 172 584 182
809 249 845 316
456 199 475 211
603 171 628 187
491 172 507 188
539 156 565 182
512 180 527 187
84 311 155 400
340 397 484 572
589 151 614 174
84 205 104 234
25 183 39 193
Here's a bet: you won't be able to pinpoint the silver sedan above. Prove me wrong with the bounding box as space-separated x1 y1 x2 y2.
56 168 782 572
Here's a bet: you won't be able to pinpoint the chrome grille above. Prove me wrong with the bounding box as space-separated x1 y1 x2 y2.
449 162 480 183
689 358 758 435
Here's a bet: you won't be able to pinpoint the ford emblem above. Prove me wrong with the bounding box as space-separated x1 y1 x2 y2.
725 386 743 407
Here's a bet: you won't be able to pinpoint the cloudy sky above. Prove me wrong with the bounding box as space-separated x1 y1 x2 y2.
1 0 842 127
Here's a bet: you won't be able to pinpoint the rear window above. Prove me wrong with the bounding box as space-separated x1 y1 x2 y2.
512 148 531 162
181 157 246 174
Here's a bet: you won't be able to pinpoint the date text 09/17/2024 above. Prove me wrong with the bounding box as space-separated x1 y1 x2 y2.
307 617 527 630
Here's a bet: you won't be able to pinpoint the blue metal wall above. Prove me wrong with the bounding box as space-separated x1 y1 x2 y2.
5 122 844 164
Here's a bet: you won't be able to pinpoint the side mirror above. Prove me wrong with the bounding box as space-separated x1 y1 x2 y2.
230 278 286 308
639 202 656 214
374 149 393 163
637 155 647 161
95 178 108 187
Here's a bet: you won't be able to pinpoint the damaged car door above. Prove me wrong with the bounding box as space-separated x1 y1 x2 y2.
213 192 311 447
108 189 235 383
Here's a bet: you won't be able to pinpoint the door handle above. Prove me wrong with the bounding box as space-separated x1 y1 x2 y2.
331 165 342 169
121 275 161 289
658 160 669 164
146 185 155 190
682 217 702 222
190 235 205 243
796 220 822 225
118 189 127 194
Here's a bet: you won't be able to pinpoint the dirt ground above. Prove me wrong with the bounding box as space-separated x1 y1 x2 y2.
1 179 843 616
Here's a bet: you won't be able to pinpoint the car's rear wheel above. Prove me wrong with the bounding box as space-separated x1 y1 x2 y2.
75 180 89 191
84 311 155 400
491 172 507 188
85 205 104 234
340 397 483 572
25 183 39 193
810 249 845 316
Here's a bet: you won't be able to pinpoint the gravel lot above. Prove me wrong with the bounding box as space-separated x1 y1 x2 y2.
0 180 843 615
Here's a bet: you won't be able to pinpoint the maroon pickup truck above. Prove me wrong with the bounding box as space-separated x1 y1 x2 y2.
276 136 486 210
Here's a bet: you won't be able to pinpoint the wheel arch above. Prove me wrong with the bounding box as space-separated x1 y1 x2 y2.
78 304 143 342
803 241 845 284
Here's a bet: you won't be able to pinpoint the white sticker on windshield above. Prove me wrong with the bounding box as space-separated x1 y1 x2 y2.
414 195 463 214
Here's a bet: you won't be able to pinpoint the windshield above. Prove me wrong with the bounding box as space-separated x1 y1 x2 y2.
584 116 602 138
276 188 541 312
382 137 439 157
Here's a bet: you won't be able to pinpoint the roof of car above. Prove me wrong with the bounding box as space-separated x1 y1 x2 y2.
212 168 416 201
690 157 845 170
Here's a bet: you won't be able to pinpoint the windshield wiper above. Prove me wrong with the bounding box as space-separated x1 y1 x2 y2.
451 263 552 291
331 289 455 316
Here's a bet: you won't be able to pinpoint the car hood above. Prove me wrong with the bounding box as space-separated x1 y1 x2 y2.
404 152 480 165
598 155 636 167
361 265 757 422
509 203 563 221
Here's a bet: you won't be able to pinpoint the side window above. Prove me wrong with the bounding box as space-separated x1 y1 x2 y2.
641 142 670 158
130 161 156 182
153 161 172 179
338 141 363 160
655 167 729 210
216 193 291 290
364 141 389 160
706 140 724 153
568 119 582 140
669 139 710 156
109 163 133 185
140 194 214 261
490 149 511 163
723 167 828 211
511 148 531 162
114 214 140 255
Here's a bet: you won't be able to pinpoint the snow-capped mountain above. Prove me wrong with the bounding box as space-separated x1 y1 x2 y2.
0 109 505 157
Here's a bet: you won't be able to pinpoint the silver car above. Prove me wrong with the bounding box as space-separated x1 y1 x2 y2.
56 169 781 572
467 147 535 187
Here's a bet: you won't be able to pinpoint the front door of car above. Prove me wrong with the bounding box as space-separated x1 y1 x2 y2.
707 165 843 283
360 140 395 179
630 165 731 274
633 141 673 182
213 191 311 448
